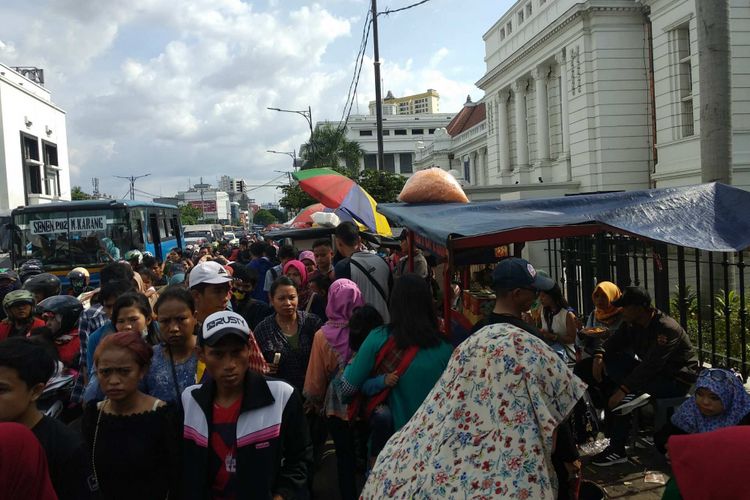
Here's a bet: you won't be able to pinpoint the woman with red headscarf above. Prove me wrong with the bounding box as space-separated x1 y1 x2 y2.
0 422 58 500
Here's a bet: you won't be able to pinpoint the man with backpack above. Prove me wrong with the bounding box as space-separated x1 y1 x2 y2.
334 222 392 322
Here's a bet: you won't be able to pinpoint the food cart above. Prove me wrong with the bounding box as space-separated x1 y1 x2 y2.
378 183 750 341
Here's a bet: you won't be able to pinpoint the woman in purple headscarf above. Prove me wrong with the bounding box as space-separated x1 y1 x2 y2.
304 279 364 500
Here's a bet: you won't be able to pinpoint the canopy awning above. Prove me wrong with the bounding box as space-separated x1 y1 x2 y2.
377 183 750 254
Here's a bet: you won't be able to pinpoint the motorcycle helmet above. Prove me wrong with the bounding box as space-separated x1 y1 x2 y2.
143 251 154 258
23 273 62 301
124 249 143 265
2 289 36 316
37 295 83 335
67 268 90 294
18 260 44 284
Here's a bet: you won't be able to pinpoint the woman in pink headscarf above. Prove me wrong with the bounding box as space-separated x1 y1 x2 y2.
304 279 365 500
285 259 328 321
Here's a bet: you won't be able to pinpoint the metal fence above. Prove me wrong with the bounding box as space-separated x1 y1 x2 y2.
545 234 749 379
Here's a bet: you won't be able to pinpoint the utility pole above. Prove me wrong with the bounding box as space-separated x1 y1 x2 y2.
371 0 385 171
91 177 100 199
697 0 732 184
114 174 150 200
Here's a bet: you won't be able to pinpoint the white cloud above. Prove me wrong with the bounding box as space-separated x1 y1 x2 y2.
1 0 485 203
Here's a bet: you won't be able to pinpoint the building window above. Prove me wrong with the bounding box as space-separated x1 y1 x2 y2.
526 3 532 17
500 27 506 40
428 128 436 134
506 21 512 35
364 154 377 170
518 10 524 24
399 153 413 174
463 158 471 183
21 133 42 196
412 129 424 135
383 154 395 173
359 130 373 136
42 142 60 197
395 129 407 136
674 25 694 137
382 129 390 136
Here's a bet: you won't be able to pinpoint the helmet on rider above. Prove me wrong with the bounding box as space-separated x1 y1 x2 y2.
2 290 36 321
36 295 83 336
22 273 62 303
124 249 143 266
18 260 44 284
67 268 90 295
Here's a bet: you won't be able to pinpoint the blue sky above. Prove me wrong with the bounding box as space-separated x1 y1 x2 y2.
1 0 514 203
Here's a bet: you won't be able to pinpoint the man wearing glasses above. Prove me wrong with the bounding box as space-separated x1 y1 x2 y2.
586 286 699 466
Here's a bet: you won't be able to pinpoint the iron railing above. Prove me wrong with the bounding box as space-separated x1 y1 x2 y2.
545 235 749 379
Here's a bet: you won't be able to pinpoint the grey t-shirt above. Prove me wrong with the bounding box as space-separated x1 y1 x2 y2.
335 251 392 322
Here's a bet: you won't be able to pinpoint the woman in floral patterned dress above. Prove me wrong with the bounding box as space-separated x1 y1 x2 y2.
361 322 587 499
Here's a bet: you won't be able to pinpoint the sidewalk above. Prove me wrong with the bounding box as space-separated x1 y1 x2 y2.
582 439 671 499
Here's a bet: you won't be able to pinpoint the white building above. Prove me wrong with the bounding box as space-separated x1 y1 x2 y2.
177 183 231 222
0 64 70 209
415 0 749 201
331 111 455 176
643 0 750 189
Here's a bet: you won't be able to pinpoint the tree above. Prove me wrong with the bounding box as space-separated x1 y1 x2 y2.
298 122 363 175
278 184 317 213
357 169 406 204
268 208 287 223
71 186 92 200
180 204 203 225
253 209 277 227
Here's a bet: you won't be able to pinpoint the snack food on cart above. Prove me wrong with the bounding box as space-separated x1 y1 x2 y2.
398 167 470 204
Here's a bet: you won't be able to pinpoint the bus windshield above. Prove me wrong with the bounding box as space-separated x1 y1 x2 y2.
12 208 132 270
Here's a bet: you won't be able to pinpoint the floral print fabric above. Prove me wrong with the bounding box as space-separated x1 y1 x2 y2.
361 322 587 499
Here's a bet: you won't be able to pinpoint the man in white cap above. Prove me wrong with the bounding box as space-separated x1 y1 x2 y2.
182 310 312 500
189 261 268 374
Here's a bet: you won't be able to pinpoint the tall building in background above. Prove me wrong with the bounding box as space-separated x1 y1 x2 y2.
219 175 246 194
0 64 70 209
368 89 440 115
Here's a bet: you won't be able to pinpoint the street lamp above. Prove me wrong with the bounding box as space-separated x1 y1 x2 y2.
267 106 315 160
266 149 298 170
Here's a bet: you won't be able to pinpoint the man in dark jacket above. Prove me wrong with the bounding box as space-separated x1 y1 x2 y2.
182 310 313 500
580 286 699 466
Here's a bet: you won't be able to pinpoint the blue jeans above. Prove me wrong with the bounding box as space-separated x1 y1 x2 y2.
369 405 393 461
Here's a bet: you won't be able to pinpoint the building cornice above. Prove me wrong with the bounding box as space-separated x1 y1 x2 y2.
464 180 581 195
476 1 645 90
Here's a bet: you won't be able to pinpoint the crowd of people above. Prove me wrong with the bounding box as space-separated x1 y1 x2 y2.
0 221 748 499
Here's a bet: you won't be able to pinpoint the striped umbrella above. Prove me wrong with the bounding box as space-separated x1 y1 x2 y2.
292 168 392 236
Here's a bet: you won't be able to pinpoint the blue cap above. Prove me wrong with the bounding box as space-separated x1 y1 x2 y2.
492 258 555 291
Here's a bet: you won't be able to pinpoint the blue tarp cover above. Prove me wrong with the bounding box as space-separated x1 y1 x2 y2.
377 183 750 252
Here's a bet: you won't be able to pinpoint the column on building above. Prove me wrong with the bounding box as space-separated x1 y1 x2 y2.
511 80 529 170
497 90 512 178
532 66 550 163
556 50 571 167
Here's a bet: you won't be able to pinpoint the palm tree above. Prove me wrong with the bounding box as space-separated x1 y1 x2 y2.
299 122 363 176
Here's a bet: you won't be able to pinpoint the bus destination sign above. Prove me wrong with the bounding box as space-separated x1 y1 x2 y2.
31 216 107 235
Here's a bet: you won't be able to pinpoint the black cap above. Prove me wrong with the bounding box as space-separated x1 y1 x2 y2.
611 286 652 308
492 258 555 291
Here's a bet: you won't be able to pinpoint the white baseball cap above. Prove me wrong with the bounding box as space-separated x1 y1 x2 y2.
189 261 233 289
200 310 250 346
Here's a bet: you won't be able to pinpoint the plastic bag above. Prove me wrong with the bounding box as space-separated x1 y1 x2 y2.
398 167 469 204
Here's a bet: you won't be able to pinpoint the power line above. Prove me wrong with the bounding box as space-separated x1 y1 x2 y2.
379 0 432 16
114 174 151 200
338 8 372 128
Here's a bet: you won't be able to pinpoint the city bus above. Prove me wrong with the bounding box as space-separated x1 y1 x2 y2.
10 200 183 286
